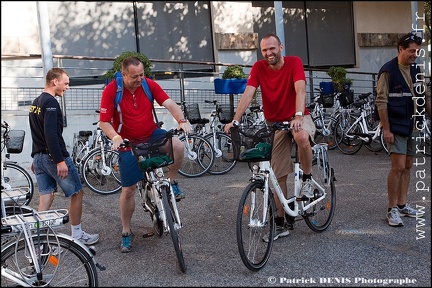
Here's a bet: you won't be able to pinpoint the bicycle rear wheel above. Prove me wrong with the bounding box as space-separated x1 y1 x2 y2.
1 233 98 287
303 153 336 232
236 180 275 272
313 115 338 150
81 148 121 195
161 185 186 273
178 133 214 178
204 132 237 175
2 162 34 206
334 115 363 155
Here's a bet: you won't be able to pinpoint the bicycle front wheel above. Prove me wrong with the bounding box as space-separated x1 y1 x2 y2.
178 133 214 178
81 148 121 195
1 233 98 287
204 132 237 175
236 180 275 272
161 185 186 273
2 162 34 206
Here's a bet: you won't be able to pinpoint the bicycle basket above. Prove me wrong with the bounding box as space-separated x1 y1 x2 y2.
130 135 174 171
218 104 234 124
6 130 25 154
319 94 335 108
339 90 354 107
230 126 274 162
185 103 202 124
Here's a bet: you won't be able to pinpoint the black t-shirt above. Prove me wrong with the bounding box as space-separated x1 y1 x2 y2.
29 92 69 163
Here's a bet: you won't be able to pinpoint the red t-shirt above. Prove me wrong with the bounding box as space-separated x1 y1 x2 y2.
99 78 170 141
247 56 308 122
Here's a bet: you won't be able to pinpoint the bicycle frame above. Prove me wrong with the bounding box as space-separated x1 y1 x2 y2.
344 106 381 144
250 143 330 223
138 167 182 234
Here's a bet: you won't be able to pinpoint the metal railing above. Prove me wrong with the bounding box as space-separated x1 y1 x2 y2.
1 54 378 112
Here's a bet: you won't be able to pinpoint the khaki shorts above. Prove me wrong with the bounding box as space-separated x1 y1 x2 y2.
269 115 316 178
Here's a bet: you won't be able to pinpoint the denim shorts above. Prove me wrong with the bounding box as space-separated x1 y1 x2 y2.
118 128 167 187
32 153 82 197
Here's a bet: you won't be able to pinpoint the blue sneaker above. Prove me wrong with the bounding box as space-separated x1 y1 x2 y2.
171 181 185 201
120 232 133 253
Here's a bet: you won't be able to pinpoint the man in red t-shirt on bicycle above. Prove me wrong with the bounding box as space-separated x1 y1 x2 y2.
224 33 316 241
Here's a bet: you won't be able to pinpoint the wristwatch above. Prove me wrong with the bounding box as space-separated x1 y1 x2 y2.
232 120 240 126
294 112 303 117
178 118 188 124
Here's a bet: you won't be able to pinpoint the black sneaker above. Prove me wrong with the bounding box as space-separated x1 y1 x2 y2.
262 225 289 243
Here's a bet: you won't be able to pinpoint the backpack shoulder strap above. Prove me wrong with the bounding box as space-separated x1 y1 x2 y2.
114 75 159 133
115 74 124 133
141 78 159 125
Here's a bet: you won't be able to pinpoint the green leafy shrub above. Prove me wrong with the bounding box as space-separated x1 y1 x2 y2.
327 66 353 92
104 51 153 79
222 65 247 79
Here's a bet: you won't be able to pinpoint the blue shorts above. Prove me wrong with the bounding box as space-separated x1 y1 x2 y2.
118 128 167 187
32 153 82 197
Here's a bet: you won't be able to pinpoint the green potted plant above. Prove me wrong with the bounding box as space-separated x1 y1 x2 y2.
103 51 153 82
326 66 353 93
214 64 248 94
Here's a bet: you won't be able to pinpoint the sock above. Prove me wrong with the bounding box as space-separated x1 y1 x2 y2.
275 216 284 227
71 223 83 239
397 204 406 210
302 173 312 182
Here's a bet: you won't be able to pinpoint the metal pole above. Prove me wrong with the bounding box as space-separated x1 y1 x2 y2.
274 1 285 56
36 1 53 75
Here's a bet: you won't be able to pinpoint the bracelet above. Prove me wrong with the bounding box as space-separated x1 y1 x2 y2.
294 111 303 117
112 135 121 141
178 118 188 124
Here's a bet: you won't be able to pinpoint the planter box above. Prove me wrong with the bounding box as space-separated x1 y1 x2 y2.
214 78 247 94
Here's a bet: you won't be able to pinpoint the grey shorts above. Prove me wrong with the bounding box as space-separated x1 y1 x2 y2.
386 131 417 156
32 153 82 197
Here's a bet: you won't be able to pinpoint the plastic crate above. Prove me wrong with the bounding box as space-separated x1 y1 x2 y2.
130 134 174 171
218 104 234 124
320 82 334 95
319 94 335 108
6 130 25 154
339 90 354 107
185 103 202 124
230 126 274 162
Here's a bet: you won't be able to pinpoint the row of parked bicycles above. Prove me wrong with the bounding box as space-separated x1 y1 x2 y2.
309 85 431 156
1 120 104 286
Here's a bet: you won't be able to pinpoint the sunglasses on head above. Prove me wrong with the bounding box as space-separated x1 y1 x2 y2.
403 34 422 45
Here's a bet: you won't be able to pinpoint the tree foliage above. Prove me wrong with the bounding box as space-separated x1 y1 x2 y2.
104 51 153 79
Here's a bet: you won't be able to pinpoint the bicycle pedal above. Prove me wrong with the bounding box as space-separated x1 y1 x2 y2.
143 231 155 238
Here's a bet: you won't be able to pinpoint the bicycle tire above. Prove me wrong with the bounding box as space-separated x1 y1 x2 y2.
81 148 121 195
2 162 34 206
364 119 384 153
334 115 364 155
236 180 275 272
313 115 338 150
161 185 186 273
1 232 98 287
303 163 336 232
178 133 214 178
204 132 237 175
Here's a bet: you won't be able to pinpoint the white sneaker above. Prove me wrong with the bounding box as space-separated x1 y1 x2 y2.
74 231 100 245
387 208 404 227
300 179 314 198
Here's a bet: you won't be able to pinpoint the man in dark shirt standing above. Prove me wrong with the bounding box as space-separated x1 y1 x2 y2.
29 67 99 245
